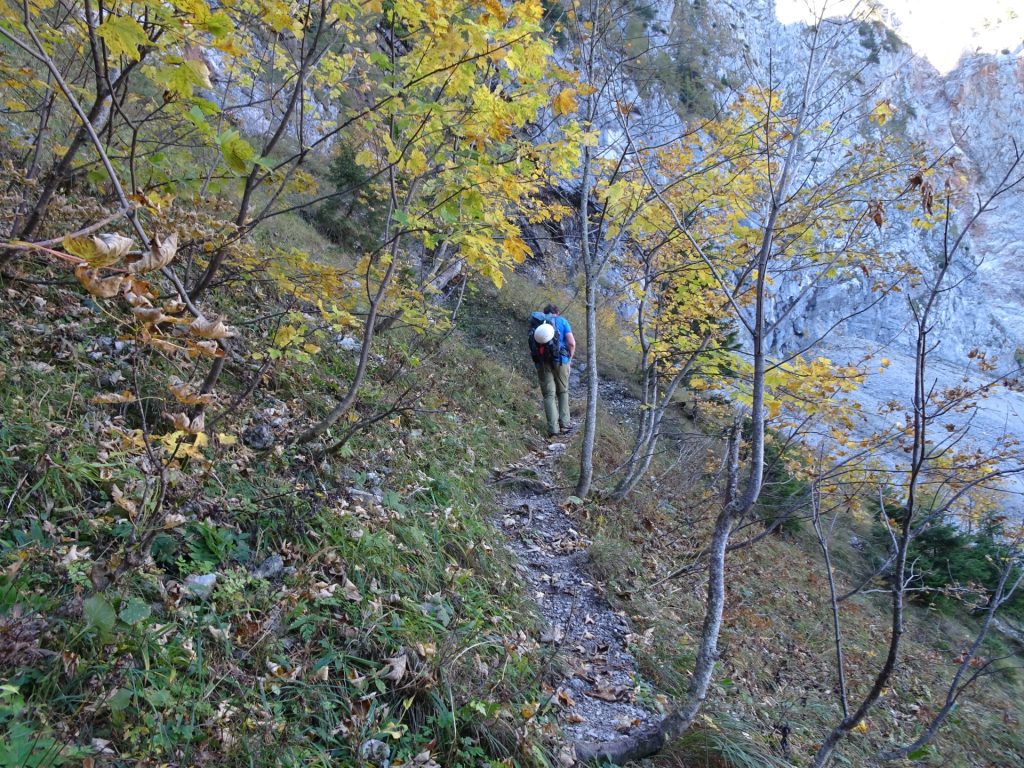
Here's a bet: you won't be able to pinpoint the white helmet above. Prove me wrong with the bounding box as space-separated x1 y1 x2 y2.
533 322 555 344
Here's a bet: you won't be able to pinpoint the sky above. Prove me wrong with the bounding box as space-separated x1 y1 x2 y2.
776 0 1024 72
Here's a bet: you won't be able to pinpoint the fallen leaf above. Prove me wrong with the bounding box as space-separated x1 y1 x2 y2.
383 652 407 682
556 688 576 708
343 577 361 601
91 391 134 404
304 664 328 682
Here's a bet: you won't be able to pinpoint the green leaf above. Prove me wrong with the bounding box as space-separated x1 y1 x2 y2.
108 688 133 712
354 149 375 168
149 57 212 99
219 130 256 174
83 595 117 636
382 490 406 512
908 746 933 760
119 597 151 626
97 16 149 61
204 11 234 38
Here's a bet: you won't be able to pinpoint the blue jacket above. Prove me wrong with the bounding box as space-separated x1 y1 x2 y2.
552 315 572 364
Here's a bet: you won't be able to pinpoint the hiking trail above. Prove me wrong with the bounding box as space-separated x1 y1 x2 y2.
492 435 662 756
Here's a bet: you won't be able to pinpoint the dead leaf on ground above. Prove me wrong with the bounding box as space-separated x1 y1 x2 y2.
383 652 407 682
540 624 564 644
338 577 361 602
587 684 631 702
91 391 134 404
615 715 641 733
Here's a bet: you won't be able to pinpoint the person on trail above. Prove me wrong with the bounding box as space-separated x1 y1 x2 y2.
532 303 575 438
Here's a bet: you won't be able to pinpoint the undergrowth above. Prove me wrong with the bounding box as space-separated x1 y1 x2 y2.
575 404 1024 768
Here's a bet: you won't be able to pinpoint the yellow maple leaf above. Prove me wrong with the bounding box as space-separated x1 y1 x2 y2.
552 88 578 117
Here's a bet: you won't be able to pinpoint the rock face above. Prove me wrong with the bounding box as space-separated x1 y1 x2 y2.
701 0 1024 369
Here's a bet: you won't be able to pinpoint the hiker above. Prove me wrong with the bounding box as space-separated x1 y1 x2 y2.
529 303 576 438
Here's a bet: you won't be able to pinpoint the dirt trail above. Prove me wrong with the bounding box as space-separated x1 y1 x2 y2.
492 437 661 752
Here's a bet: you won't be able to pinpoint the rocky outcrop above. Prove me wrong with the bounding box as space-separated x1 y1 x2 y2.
710 1 1024 369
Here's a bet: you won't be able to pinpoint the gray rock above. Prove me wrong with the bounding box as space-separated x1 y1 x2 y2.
336 335 360 352
184 573 218 600
348 487 382 504
358 738 390 768
242 424 274 451
253 554 284 579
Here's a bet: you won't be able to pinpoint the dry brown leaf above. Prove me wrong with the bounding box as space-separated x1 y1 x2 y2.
123 290 153 308
311 665 330 682
91 390 134 404
128 232 178 273
94 233 135 262
343 577 361 601
190 315 235 339
111 484 138 516
132 306 170 324
921 181 934 214
383 652 407 682
168 413 190 431
587 684 628 702
169 380 216 405
74 264 126 299
187 340 225 358
867 199 885 230
167 412 205 434
144 337 184 355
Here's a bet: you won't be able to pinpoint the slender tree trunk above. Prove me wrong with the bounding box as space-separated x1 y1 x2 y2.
576 256 599 495
575 133 597 496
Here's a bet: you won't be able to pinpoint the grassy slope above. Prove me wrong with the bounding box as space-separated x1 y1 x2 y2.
0 225 563 766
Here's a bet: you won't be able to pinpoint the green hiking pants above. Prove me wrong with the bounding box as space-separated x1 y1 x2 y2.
536 361 570 435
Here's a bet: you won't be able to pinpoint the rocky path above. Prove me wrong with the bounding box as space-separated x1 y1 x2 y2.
492 438 661 755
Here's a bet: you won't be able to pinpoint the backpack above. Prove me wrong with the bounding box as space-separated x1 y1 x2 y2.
528 311 562 365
